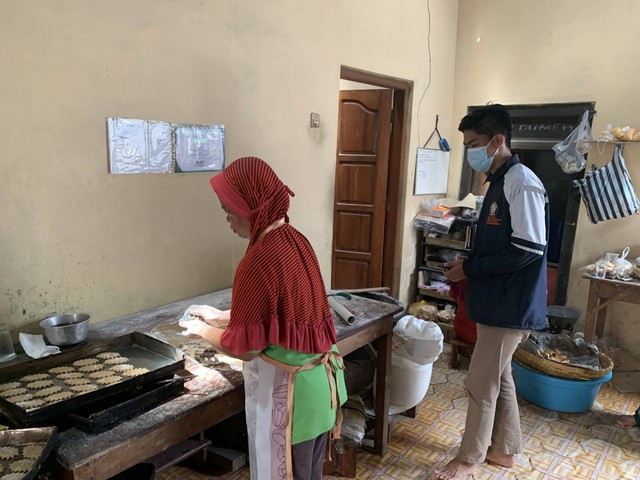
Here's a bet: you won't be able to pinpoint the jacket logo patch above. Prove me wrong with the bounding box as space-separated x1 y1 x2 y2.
487 201 501 225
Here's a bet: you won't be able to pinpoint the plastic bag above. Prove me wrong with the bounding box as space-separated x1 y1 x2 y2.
613 247 634 278
392 315 443 365
572 146 640 224
553 110 591 174
340 395 366 444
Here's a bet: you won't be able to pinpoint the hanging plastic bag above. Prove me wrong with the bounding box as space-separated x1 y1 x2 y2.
572 146 640 224
553 110 591 174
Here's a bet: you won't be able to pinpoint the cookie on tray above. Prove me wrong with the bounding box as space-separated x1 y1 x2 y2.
8 458 34 473
69 383 98 394
15 398 46 410
95 375 122 385
78 364 103 373
4 393 33 404
0 387 29 398
0 446 19 460
48 366 75 375
64 377 90 386
0 382 22 393
1 472 27 480
56 372 83 381
21 443 45 459
24 380 53 390
103 356 129 365
96 351 121 360
19 373 50 383
109 363 134 372
45 391 74 403
33 386 63 398
72 358 99 367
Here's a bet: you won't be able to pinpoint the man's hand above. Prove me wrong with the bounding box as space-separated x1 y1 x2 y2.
443 258 467 282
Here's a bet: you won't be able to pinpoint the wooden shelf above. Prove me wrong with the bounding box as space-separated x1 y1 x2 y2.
418 288 453 302
423 237 468 250
148 437 211 473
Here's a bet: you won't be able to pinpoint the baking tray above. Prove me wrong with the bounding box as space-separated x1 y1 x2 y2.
66 375 185 434
0 332 184 427
0 426 57 480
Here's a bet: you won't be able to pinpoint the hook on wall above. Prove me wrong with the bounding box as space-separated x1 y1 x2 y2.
423 115 450 151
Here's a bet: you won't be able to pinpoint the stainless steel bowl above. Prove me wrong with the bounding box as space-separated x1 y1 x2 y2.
40 313 90 346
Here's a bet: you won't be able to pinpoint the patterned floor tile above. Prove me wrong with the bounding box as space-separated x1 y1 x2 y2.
158 348 640 480
382 457 429 479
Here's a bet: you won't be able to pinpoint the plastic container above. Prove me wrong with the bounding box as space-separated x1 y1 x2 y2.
0 330 16 362
512 360 612 413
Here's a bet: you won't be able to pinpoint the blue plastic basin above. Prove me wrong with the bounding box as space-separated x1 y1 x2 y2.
512 360 612 413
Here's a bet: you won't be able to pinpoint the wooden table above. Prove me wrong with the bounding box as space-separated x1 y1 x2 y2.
583 274 640 342
48 288 402 479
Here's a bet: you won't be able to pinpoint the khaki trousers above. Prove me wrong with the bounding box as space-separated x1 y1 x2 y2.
457 323 530 464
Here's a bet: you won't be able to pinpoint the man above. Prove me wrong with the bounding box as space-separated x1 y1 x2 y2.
435 104 549 480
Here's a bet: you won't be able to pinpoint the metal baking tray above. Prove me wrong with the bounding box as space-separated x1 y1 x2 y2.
0 332 184 427
66 375 185 434
0 426 57 480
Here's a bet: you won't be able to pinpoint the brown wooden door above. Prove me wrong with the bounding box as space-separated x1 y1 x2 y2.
331 89 392 289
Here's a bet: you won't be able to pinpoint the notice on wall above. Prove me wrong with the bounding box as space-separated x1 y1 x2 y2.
107 117 173 174
173 124 225 173
414 147 449 195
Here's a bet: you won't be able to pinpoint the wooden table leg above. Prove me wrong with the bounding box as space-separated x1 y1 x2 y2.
372 331 391 455
584 280 600 342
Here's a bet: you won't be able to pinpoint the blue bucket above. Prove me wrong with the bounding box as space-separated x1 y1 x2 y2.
512 360 612 413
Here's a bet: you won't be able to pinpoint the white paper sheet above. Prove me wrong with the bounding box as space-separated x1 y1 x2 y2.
414 148 450 195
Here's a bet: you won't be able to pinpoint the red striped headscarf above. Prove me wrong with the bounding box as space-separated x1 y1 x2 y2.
210 156 295 246
210 157 336 355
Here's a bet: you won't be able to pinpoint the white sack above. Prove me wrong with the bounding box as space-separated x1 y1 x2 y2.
387 357 433 415
393 315 443 365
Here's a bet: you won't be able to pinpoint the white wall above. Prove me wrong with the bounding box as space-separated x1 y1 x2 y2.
452 0 640 352
0 1 460 333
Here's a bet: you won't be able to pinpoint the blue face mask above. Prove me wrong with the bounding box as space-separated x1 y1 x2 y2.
467 136 496 173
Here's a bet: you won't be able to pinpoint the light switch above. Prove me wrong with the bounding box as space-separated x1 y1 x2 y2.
310 112 320 128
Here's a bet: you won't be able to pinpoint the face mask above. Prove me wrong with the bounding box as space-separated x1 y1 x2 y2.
467 136 496 173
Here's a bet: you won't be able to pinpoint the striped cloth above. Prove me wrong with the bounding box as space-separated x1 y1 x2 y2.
210 157 336 355
573 146 640 224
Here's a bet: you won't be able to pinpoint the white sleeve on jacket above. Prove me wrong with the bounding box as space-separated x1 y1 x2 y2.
504 164 547 255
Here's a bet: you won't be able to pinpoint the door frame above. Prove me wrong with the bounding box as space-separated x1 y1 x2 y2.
339 65 412 298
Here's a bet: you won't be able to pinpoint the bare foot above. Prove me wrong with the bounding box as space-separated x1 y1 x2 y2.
616 414 637 427
433 458 476 479
486 447 516 468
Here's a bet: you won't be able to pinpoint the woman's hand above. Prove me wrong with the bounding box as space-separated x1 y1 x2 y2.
178 317 207 337
187 305 230 327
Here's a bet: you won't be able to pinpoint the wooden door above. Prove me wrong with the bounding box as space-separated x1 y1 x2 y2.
331 89 392 289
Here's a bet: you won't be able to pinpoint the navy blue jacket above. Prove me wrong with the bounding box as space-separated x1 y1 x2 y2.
463 155 549 331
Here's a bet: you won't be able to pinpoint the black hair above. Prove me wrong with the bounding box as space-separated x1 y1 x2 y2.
458 104 512 148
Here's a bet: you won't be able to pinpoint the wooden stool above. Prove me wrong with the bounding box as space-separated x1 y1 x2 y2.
436 322 475 369
448 337 474 369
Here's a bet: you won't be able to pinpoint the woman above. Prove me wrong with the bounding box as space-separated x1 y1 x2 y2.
179 157 346 480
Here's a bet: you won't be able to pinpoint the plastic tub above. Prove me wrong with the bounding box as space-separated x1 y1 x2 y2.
512 360 612 413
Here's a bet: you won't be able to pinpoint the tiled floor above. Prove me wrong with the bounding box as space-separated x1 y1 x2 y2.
159 348 640 480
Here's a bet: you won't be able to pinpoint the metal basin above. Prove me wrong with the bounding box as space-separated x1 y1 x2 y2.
40 313 90 346
546 305 580 333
